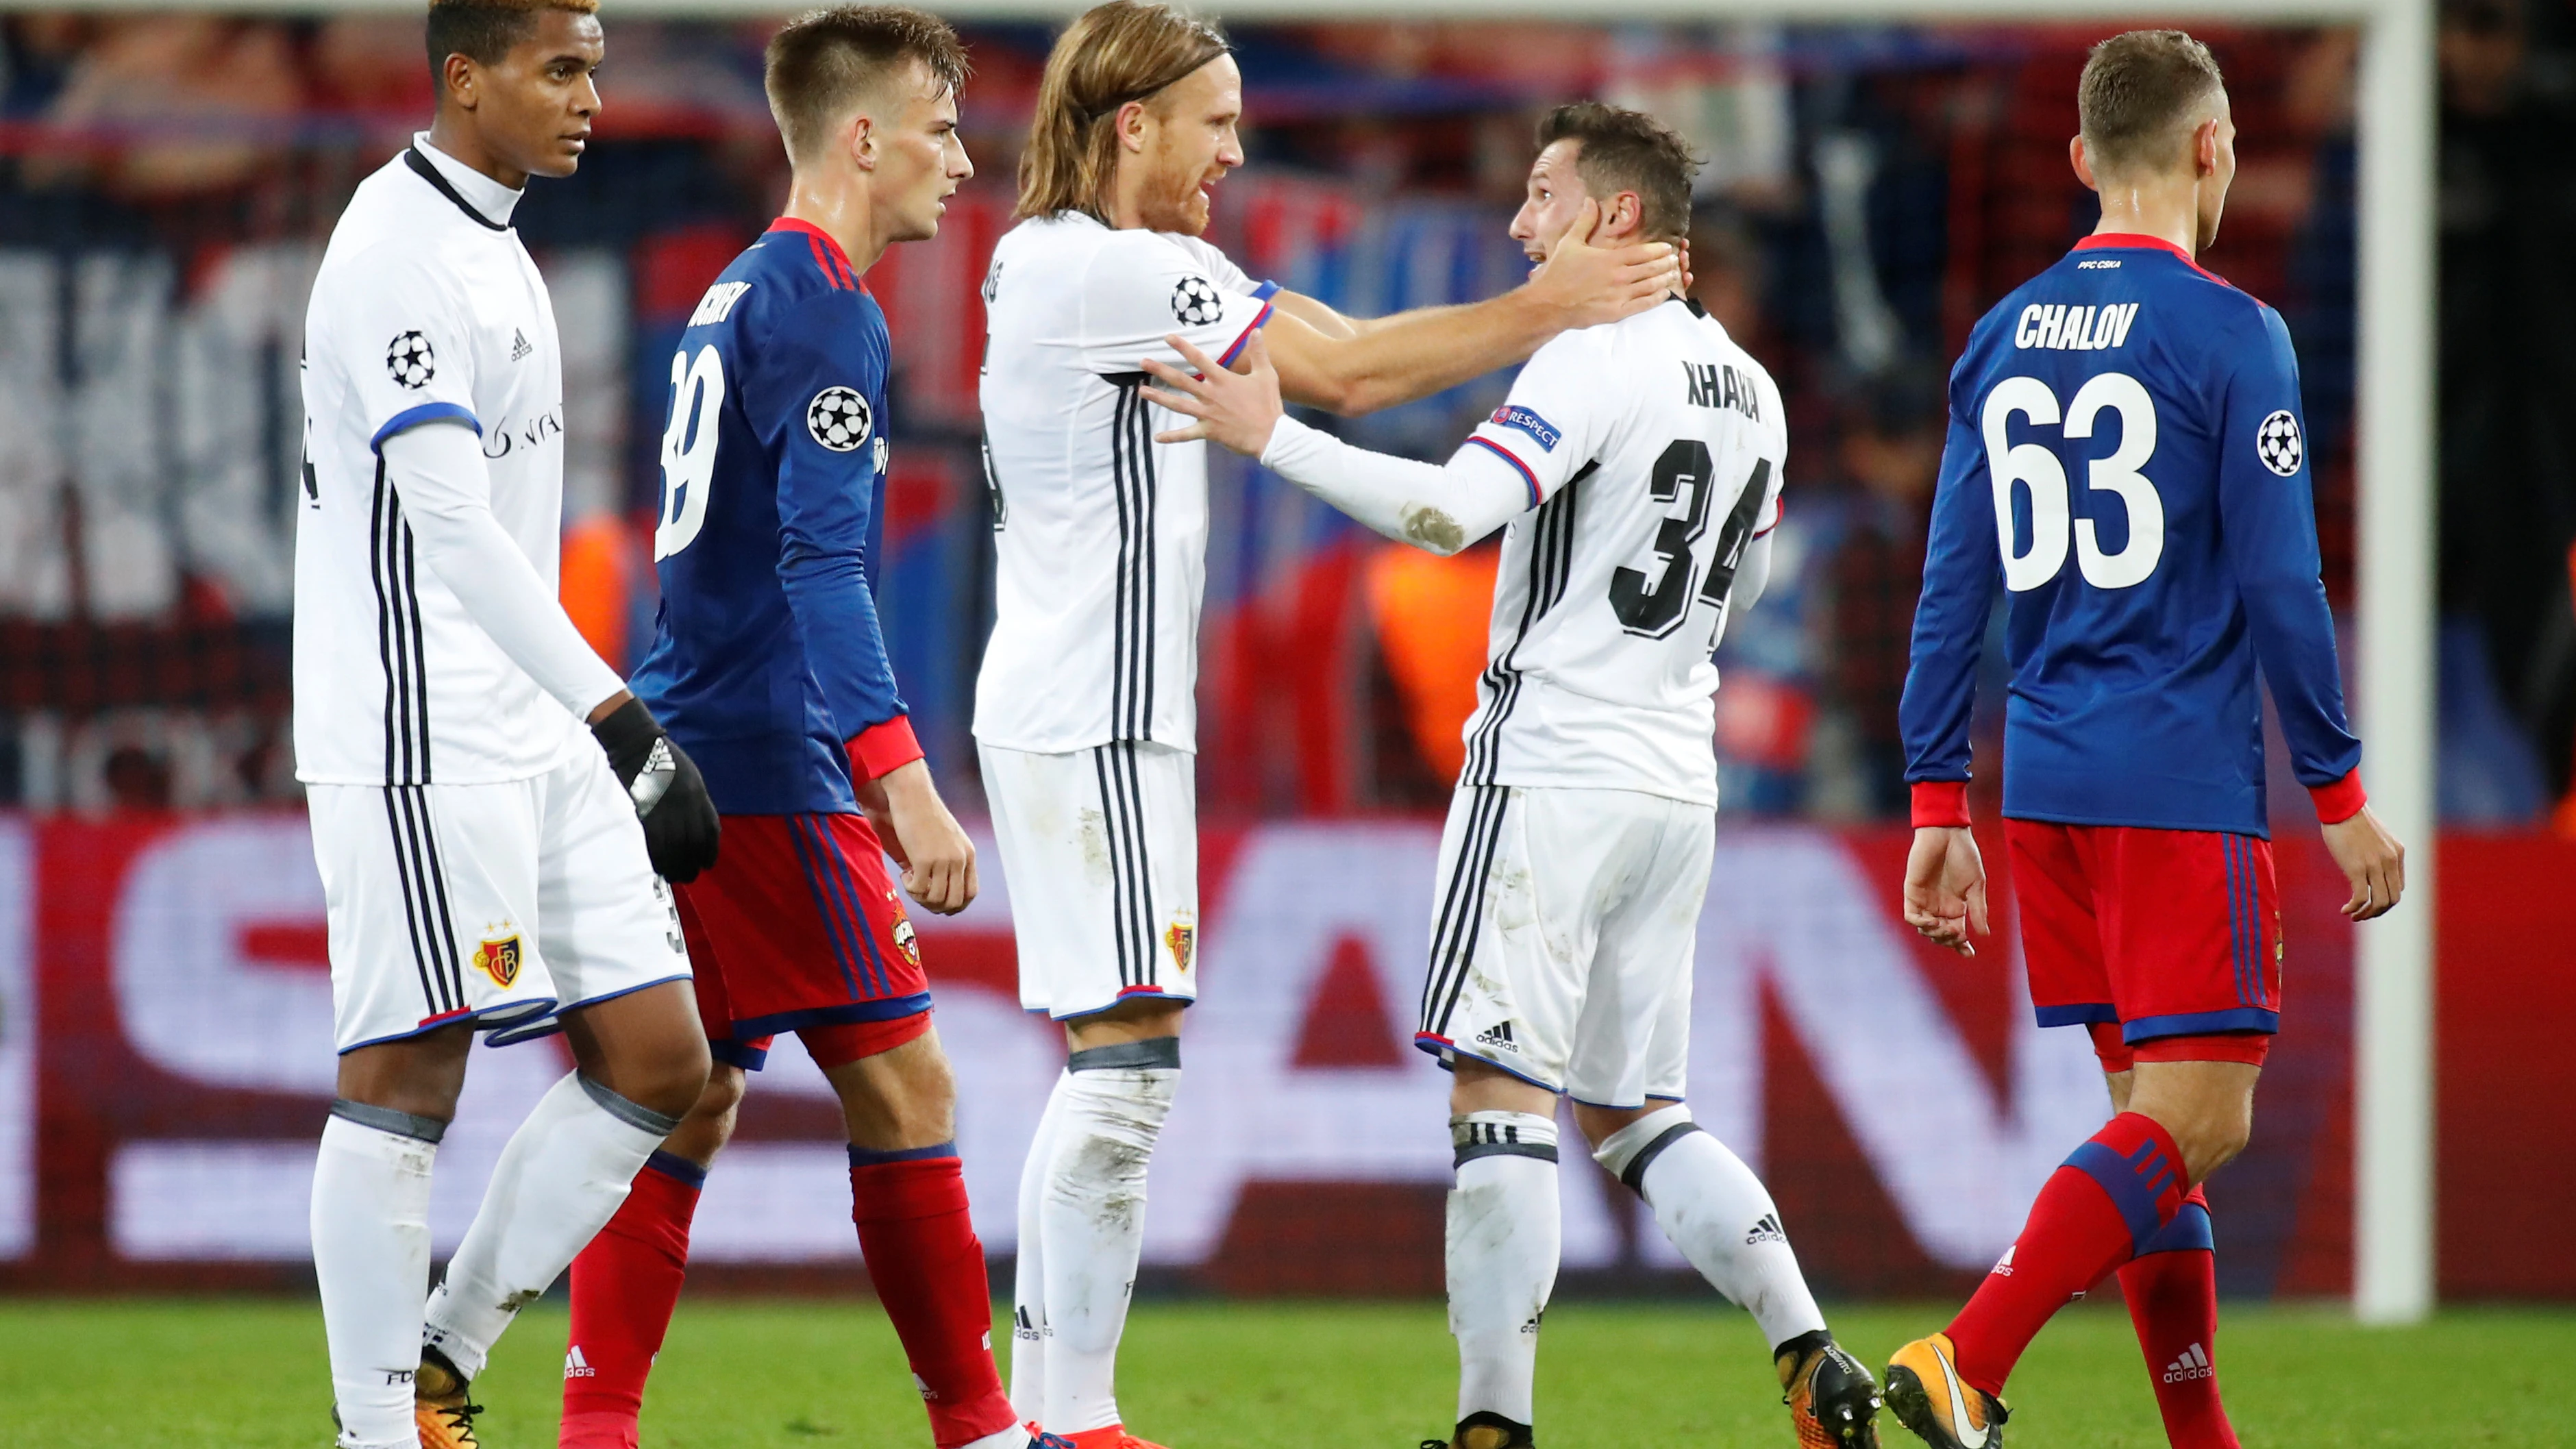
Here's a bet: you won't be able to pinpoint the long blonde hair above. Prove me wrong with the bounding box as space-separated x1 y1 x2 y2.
1014 0 1228 222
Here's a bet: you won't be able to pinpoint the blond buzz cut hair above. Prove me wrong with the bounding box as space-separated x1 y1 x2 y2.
1016 0 1230 221
765 5 970 165
2077 29 2226 177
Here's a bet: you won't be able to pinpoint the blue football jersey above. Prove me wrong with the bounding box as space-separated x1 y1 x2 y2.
1900 234 2362 837
630 219 906 816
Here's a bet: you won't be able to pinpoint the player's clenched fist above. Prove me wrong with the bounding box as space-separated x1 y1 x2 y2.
1903 825 1990 957
591 694 721 882
858 758 978 916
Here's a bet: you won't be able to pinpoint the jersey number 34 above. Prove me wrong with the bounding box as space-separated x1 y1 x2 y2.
655 345 726 560
1982 372 2162 591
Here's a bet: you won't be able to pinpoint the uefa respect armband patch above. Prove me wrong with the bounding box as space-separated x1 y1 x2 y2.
1489 404 1561 452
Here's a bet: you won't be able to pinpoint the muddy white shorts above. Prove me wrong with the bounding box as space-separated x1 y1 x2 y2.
307 747 691 1053
1413 782 1714 1108
978 739 1199 1019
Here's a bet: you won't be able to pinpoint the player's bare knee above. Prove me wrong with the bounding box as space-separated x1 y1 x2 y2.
1571 1100 1661 1152
829 1032 958 1150
1063 996 1185 1053
1449 1057 1555 1119
334 1025 474 1122
690 1062 748 1128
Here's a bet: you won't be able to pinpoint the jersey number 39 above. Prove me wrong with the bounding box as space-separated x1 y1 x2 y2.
655 345 726 560
1981 372 2162 591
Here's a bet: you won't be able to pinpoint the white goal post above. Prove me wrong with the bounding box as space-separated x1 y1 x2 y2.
10 0 2440 1322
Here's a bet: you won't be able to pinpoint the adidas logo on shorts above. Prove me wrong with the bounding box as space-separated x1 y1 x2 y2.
2163 1342 2213 1383
1474 1020 1522 1054
1744 1213 1786 1246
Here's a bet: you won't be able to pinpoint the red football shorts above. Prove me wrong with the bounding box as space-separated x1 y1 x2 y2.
676 813 932 1072
2004 819 2277 1070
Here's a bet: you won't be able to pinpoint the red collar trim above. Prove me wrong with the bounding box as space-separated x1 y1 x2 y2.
765 216 871 293
767 216 849 265
2075 231 2194 260
2072 231 2233 289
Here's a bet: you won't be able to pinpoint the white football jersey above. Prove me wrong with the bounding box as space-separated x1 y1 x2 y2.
1460 298 1785 806
296 138 582 785
974 212 1277 754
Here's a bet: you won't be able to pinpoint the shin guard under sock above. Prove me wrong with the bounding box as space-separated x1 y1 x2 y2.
560 1151 704 1449
1448 1111 1561 1430
314 1104 444 1449
1946 1111 2188 1396
2118 1186 2238 1449
851 1143 1019 1449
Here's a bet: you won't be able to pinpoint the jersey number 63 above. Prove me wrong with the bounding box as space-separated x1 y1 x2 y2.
1981 372 2163 592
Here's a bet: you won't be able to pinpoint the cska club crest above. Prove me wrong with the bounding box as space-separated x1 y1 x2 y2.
1164 921 1196 977
893 916 921 967
474 935 523 989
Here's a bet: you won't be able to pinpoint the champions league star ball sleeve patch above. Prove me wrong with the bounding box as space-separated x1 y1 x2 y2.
386 330 436 389
1171 275 1224 327
806 386 873 452
2255 410 2303 477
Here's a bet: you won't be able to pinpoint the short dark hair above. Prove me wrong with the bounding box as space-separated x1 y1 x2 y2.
1535 102 1700 244
425 0 597 89
766 5 971 164
2078 29 2225 175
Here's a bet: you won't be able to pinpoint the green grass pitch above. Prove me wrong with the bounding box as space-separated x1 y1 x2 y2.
0 1297 2561 1446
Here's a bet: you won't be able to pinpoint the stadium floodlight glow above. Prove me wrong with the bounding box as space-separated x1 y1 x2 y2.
16 0 2437 1325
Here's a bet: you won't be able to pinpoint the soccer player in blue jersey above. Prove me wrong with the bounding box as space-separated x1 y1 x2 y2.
554 12 1049 1449
1882 31 2407 1449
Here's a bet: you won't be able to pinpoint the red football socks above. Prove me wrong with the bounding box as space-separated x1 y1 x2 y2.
2118 1185 2238 1448
850 1143 1020 1449
561 1151 704 1449
1947 1112 2188 1396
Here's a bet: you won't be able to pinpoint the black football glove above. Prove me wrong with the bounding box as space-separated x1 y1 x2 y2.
591 697 721 883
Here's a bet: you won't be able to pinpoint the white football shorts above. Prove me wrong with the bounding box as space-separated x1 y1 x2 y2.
307 746 692 1054
978 739 1200 1019
1413 783 1714 1107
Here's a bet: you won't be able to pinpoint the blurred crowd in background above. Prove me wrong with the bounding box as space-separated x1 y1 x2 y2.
1 1 2573 828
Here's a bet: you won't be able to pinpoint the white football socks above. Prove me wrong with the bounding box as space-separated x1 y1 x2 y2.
1594 1104 1826 1350
1037 1040 1180 1435
1447 1110 1561 1429
421 1072 678 1380
312 1102 443 1449
1008 1070 1068 1423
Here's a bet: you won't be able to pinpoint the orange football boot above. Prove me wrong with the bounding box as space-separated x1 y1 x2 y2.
1883 1334 2007 1449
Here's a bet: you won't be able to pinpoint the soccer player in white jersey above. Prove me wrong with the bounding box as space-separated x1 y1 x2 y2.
297 1 718 1444
1144 103 1883 1449
977 8 1684 1447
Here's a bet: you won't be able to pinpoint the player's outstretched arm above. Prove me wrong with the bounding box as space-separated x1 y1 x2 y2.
1143 331 1531 555
1260 200 1679 417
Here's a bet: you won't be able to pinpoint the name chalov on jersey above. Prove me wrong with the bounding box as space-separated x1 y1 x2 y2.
1901 233 2360 836
295 140 581 787
1456 297 1787 809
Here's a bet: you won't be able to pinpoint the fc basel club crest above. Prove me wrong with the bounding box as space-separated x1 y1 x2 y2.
893 916 921 967
1164 921 1196 977
474 934 523 989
